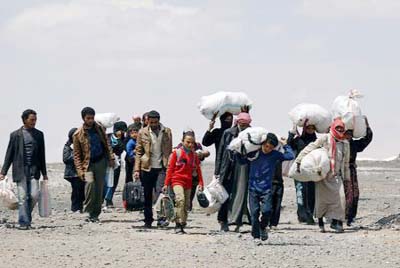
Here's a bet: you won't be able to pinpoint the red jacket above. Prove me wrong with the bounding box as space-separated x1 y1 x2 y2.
165 148 204 189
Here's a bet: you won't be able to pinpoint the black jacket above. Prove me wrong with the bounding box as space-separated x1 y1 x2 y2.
202 128 224 155
1 127 47 182
350 127 373 165
63 143 78 178
287 132 317 157
215 126 240 178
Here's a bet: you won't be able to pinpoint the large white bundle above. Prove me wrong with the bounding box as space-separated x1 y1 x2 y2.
95 113 120 129
289 103 332 133
289 148 331 182
203 177 229 214
228 127 268 154
39 180 51 217
198 91 253 120
332 90 366 138
0 177 18 210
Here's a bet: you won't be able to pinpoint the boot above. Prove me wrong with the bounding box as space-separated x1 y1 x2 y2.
318 218 325 233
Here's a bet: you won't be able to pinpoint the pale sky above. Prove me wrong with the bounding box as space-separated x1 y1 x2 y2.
0 0 398 162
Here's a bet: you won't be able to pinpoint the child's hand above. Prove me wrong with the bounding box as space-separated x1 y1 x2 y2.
296 163 301 173
198 186 204 192
162 186 168 193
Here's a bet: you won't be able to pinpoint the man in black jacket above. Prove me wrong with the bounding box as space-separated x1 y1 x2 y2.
202 112 233 172
344 116 373 226
0 109 48 230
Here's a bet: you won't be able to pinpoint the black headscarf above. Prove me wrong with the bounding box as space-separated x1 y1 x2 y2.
219 112 233 130
67 128 78 145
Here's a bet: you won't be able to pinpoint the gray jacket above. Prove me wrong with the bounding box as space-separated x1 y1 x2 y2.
1 127 47 182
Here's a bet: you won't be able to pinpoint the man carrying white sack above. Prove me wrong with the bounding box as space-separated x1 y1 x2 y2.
295 119 350 233
344 116 373 226
216 112 252 232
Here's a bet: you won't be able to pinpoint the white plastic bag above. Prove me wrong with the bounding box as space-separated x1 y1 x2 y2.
228 127 268 154
289 103 332 134
95 113 120 128
332 90 366 138
39 180 51 217
282 160 295 177
0 177 18 210
289 148 331 182
104 167 114 188
198 91 253 120
203 177 229 214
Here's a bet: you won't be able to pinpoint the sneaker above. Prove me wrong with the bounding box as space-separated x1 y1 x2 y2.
157 219 170 228
319 225 326 233
330 220 344 233
260 228 269 241
220 222 229 232
306 217 316 225
175 223 185 234
17 225 31 230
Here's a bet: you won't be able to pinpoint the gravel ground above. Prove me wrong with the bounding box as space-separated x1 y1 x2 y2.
0 162 399 268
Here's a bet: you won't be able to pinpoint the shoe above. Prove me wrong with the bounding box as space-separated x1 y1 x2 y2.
85 217 100 223
17 225 31 230
157 219 170 228
106 200 114 208
220 222 229 232
306 217 316 225
144 222 152 229
175 223 186 234
234 225 241 233
260 228 269 241
318 218 325 233
347 218 354 227
330 220 344 233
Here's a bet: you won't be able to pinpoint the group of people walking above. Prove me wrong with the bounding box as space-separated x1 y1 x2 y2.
0 104 372 240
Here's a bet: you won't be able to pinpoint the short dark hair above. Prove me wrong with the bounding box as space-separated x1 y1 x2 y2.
264 133 279 147
142 112 149 121
21 109 37 122
148 110 160 120
81 107 96 119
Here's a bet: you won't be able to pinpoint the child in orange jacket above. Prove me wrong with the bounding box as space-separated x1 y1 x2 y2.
163 132 204 234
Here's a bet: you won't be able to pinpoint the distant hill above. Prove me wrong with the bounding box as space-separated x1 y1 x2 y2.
357 155 400 168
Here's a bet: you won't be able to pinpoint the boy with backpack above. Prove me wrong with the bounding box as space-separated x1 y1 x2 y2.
162 132 204 234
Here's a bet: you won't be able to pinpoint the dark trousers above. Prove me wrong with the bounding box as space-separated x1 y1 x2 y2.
344 166 359 222
109 166 121 201
217 176 233 223
141 168 163 224
270 183 284 227
65 177 85 212
295 181 315 221
249 189 272 238
189 176 199 211
125 159 134 183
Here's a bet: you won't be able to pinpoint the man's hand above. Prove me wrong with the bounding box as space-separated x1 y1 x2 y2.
0 174 5 181
280 137 288 146
209 112 218 131
198 185 204 192
296 163 301 173
43 175 49 181
290 123 298 135
134 171 140 181
241 105 250 113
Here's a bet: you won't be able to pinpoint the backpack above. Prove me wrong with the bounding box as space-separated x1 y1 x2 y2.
123 181 145 211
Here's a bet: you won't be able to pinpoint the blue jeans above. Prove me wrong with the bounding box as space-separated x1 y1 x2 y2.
17 167 40 226
249 189 272 238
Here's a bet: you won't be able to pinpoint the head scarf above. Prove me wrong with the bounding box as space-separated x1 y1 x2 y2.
220 112 233 130
329 118 346 173
236 112 252 125
67 127 78 145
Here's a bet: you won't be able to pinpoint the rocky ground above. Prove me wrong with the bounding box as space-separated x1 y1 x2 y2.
0 161 400 268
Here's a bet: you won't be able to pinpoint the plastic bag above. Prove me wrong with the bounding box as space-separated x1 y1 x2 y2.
0 177 18 210
332 90 366 138
155 193 175 221
198 91 253 120
228 127 268 154
104 167 114 188
289 148 330 182
39 180 51 217
95 113 120 129
282 160 294 177
202 177 229 214
289 103 332 134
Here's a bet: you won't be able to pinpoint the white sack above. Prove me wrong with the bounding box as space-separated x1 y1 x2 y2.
289 103 332 134
289 148 331 182
95 113 120 129
228 127 268 154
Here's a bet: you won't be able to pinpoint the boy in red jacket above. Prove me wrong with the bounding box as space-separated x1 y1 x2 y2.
163 132 204 234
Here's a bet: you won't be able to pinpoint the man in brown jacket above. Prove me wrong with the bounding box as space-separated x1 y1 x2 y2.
73 107 115 222
134 110 172 228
